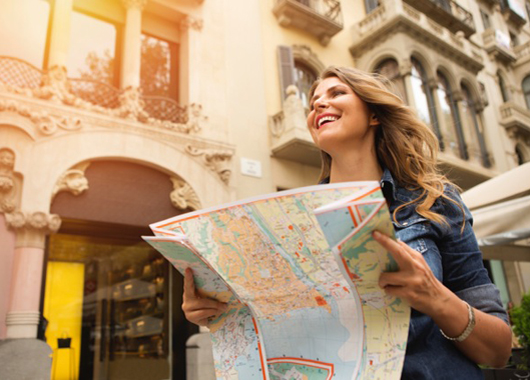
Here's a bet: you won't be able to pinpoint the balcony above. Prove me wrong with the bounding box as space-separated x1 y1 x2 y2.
499 102 530 139
482 29 516 64
402 0 475 37
269 86 321 166
500 0 527 27
350 1 483 73
272 0 343 46
0 56 194 132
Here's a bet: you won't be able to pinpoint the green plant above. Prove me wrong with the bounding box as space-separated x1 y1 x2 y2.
510 294 530 370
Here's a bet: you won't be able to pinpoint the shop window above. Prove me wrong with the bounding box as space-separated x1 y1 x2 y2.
523 75 530 109
374 58 406 102
140 34 179 100
498 70 511 103
0 0 50 68
67 10 119 86
461 83 490 167
436 71 467 160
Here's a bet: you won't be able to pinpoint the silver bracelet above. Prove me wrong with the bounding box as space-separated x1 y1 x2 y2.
439 301 476 342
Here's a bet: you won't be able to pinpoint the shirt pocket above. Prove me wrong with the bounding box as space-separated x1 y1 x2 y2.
392 217 429 255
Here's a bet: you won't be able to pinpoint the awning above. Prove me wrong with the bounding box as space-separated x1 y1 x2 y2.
461 162 530 261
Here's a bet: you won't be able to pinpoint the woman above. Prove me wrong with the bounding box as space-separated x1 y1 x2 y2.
183 66 512 378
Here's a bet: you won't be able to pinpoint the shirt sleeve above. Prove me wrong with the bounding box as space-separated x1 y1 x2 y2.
432 186 509 325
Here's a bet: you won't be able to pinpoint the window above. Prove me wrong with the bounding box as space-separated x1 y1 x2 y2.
67 11 119 85
0 0 50 68
498 71 511 103
436 72 467 159
480 9 491 30
294 60 317 109
364 0 380 13
510 31 519 47
461 84 490 167
523 75 530 109
140 34 179 100
374 58 406 102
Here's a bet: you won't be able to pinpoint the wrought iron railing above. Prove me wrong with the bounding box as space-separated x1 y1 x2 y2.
69 78 122 109
142 96 188 124
0 56 43 89
288 0 343 26
432 0 474 30
0 56 188 126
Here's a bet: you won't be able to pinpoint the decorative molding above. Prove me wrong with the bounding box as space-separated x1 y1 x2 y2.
180 15 204 31
0 99 82 135
185 145 233 184
52 162 90 200
292 45 326 73
6 311 41 339
5 211 62 248
121 0 148 10
170 177 202 211
0 147 20 213
116 86 149 122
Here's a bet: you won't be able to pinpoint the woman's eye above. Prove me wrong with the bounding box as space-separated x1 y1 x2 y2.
332 90 345 97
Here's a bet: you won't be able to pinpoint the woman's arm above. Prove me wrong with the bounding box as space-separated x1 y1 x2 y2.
374 231 512 367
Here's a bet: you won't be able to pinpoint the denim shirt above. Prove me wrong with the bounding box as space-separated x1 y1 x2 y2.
379 169 509 379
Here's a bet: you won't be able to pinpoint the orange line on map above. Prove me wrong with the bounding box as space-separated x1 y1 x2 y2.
251 317 268 380
266 357 334 380
347 206 358 227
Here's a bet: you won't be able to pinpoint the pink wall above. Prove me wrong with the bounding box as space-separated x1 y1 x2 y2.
0 214 16 339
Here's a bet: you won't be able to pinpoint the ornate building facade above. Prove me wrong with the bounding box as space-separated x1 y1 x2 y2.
0 0 529 379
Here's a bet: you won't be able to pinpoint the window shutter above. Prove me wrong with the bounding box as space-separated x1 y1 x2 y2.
277 45 296 101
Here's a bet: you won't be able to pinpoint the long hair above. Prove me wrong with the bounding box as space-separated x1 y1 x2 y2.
309 66 462 226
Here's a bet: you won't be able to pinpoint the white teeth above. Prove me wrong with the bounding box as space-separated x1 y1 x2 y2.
318 115 339 127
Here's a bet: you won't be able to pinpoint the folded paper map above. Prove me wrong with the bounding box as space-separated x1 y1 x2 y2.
144 181 410 380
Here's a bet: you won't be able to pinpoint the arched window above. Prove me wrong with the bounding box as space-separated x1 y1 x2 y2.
374 58 406 102
410 58 440 144
498 71 511 103
523 75 530 110
436 72 467 159
461 84 491 167
294 60 317 109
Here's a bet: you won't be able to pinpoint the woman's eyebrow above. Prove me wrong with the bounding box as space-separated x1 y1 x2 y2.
310 84 349 105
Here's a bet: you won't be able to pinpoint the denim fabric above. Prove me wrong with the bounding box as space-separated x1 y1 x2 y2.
380 168 509 379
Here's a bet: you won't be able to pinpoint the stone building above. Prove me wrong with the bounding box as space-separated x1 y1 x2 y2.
0 0 529 379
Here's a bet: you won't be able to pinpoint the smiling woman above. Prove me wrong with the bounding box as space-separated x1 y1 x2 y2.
301 66 513 379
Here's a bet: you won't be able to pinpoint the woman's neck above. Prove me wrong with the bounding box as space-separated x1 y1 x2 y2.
328 150 382 183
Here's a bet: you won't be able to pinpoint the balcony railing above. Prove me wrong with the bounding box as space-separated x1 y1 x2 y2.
350 1 483 73
0 56 191 129
402 0 475 37
273 0 343 46
500 0 527 27
499 102 530 136
482 29 516 64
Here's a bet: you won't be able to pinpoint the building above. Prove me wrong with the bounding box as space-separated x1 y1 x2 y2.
0 0 529 379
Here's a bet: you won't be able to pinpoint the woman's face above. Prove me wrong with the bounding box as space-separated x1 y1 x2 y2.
307 76 378 156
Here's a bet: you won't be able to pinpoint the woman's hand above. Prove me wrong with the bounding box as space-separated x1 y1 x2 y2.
372 230 450 316
182 268 228 326
372 230 512 367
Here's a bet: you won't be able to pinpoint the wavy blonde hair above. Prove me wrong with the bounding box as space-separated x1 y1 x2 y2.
309 66 462 226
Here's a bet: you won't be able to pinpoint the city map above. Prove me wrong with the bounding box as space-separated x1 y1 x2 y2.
144 182 410 380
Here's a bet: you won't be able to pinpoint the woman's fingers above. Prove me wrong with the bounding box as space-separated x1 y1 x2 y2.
372 230 414 270
182 267 229 326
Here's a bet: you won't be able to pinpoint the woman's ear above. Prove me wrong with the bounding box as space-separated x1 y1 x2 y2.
370 113 380 126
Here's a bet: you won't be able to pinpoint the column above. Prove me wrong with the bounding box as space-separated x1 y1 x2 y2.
47 0 74 69
179 15 204 105
5 211 61 339
120 0 147 89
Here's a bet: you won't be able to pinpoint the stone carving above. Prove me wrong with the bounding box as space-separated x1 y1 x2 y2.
180 15 204 31
146 103 205 134
0 99 82 135
170 177 202 211
116 86 149 122
185 145 233 184
5 211 62 248
52 162 90 199
0 148 17 213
